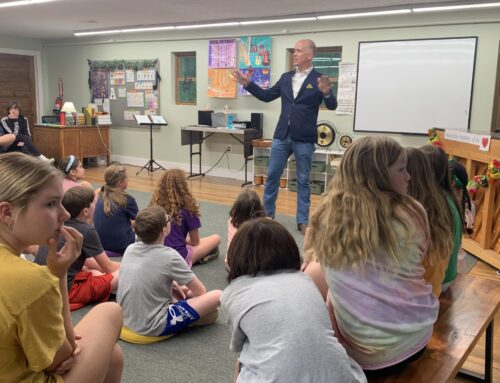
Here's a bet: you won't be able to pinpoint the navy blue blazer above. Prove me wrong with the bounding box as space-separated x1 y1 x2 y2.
245 69 337 143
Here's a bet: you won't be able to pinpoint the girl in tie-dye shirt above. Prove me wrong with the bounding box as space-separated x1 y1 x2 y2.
305 136 439 377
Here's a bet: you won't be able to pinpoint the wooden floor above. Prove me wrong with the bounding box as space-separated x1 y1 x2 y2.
86 163 500 382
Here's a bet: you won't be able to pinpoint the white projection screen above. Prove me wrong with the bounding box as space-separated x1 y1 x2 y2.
353 37 477 135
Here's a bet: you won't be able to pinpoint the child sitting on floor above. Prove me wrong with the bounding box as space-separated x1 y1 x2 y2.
59 155 94 192
36 186 120 310
94 165 138 254
227 189 267 248
222 218 366 382
150 168 220 266
226 189 267 268
0 152 123 382
117 205 221 338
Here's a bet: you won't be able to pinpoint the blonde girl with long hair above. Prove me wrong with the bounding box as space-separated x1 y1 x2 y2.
420 145 463 292
94 165 138 254
150 168 220 267
405 147 454 296
0 152 123 382
304 136 438 377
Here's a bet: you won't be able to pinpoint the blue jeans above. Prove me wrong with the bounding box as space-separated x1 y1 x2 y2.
264 134 314 224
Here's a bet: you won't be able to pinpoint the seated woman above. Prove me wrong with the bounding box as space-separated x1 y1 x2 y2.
0 101 52 162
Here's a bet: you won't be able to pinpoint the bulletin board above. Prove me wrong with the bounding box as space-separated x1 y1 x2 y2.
353 37 477 134
206 36 271 98
88 59 161 128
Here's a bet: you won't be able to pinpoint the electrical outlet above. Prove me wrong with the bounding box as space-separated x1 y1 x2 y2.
227 145 232 152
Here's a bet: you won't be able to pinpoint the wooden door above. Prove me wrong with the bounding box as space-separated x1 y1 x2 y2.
492 42 500 133
0 53 37 127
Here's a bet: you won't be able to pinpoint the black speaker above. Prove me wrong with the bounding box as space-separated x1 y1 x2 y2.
250 113 263 130
198 110 213 126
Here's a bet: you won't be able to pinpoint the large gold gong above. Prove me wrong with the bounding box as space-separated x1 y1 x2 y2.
316 121 336 147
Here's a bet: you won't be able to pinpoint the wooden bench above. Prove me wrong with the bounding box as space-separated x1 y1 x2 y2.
369 273 500 383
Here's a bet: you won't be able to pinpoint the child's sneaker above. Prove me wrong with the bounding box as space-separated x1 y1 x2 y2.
198 246 219 264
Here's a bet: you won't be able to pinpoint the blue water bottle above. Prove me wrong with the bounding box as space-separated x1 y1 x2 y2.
227 114 234 129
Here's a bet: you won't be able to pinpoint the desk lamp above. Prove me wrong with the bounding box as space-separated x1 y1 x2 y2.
61 102 77 125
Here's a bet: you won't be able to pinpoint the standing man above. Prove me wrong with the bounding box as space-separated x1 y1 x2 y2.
232 39 337 234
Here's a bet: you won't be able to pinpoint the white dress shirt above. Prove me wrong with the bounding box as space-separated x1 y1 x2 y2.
292 66 313 99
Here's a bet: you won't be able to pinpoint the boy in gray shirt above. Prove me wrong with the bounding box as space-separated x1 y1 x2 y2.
117 206 221 337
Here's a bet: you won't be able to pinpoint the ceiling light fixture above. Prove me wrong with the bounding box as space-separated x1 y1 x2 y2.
74 25 176 36
0 0 55 8
122 26 175 33
74 30 126 37
176 22 240 29
318 9 411 20
412 2 500 12
241 17 317 25
74 3 496 38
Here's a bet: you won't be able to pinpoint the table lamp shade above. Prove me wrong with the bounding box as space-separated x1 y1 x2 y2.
61 102 77 125
61 102 77 113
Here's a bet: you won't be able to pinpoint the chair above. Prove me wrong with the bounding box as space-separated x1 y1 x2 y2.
41 115 59 124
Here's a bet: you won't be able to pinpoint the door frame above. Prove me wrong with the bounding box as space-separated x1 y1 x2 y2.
0 47 44 122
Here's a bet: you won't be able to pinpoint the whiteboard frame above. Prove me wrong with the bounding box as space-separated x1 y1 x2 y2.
353 37 477 135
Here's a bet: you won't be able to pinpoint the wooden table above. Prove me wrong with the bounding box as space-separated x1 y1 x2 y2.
33 124 110 165
369 273 500 383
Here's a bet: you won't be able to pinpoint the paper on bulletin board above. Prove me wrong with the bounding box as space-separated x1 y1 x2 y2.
207 69 236 98
238 68 270 95
118 87 127 98
126 69 135 83
135 81 153 90
91 70 109 99
124 110 140 120
144 109 157 116
144 90 158 109
336 63 357 115
136 69 155 81
109 88 117 100
209 39 237 69
238 36 271 69
110 70 125 85
102 99 110 113
127 91 144 107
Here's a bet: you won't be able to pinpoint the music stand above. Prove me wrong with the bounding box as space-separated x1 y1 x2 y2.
135 115 168 175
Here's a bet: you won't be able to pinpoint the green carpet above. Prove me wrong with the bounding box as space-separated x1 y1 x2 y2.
72 187 304 383
73 187 478 382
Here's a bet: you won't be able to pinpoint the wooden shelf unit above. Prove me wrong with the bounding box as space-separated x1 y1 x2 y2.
437 130 500 269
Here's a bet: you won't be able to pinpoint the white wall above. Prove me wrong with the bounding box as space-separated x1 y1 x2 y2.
3 9 500 179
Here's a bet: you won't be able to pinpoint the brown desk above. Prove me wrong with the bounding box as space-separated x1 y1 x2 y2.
33 124 110 165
